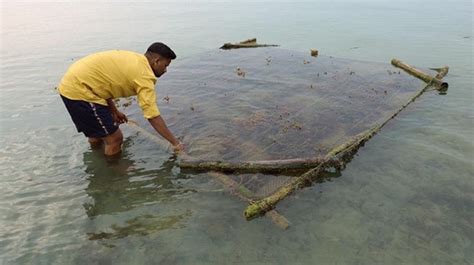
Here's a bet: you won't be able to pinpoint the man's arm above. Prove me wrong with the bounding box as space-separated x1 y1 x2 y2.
148 115 183 151
133 77 182 151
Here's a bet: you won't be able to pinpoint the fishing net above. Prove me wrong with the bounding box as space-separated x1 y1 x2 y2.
119 48 435 219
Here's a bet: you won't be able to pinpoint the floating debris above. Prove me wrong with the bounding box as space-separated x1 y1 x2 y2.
232 111 268 129
220 38 279 50
282 121 303 133
266 57 272 65
114 96 136 109
236 67 246 78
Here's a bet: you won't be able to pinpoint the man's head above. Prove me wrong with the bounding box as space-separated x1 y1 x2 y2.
145 42 176 78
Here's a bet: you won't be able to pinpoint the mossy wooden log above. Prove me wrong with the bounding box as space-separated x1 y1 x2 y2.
179 157 344 174
391 59 448 90
244 59 450 219
220 38 279 50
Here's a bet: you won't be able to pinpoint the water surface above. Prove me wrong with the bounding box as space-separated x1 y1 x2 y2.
1 1 472 264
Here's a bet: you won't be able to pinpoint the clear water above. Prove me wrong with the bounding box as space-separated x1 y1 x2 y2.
1 1 472 264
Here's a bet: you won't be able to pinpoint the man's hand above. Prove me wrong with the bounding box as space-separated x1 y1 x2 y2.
112 111 128 124
172 142 185 153
148 115 182 151
106 98 128 124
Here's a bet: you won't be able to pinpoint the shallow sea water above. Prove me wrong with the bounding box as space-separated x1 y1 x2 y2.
1 1 473 264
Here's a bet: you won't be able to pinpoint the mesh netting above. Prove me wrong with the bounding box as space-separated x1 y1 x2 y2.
119 48 426 199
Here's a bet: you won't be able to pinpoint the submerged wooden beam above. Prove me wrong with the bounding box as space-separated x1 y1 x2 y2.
391 59 448 90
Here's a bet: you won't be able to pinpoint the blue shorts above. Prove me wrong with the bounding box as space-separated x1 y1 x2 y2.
61 95 119 138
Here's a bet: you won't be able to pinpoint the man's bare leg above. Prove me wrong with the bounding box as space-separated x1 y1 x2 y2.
88 137 103 149
102 129 123 157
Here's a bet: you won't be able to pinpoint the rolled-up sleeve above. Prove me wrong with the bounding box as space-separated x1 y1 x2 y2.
133 77 160 119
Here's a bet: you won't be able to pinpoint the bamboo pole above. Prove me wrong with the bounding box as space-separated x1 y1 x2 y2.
179 157 343 174
391 59 448 90
243 60 450 219
125 120 290 229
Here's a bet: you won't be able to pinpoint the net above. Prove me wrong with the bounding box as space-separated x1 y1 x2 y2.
118 48 438 220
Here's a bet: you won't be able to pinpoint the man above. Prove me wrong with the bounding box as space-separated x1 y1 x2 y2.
58 42 183 157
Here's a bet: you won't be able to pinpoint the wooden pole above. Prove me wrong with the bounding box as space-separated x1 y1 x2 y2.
179 157 343 174
391 59 448 90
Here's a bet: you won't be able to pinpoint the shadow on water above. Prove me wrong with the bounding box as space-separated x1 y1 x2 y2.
81 140 193 241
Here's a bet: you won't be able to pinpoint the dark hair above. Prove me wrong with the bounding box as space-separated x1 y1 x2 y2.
146 42 176 59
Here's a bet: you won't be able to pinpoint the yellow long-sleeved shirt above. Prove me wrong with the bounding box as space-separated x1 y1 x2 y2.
58 50 160 119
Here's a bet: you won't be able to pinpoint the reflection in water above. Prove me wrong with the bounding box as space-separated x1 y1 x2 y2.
82 142 193 241
87 213 191 241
